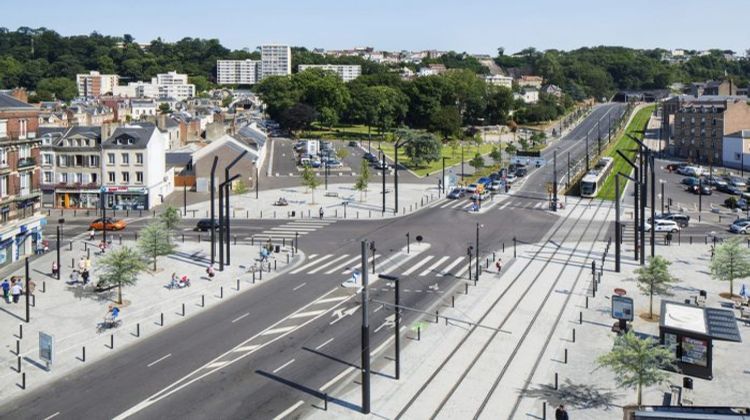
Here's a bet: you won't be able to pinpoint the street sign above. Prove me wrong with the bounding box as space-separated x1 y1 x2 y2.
611 295 634 321
39 331 54 367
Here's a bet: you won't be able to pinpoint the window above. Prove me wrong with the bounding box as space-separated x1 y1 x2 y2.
20 172 31 196
18 145 30 159
91 173 98 184
121 153 129 165
0 120 6 138
136 171 143 183
60 173 68 183
107 153 115 165
75 173 83 183
43 154 53 165
122 172 130 183
108 172 115 183
19 119 27 138
43 171 53 183
0 149 6 166
0 175 8 197
89 155 99 167
136 153 144 165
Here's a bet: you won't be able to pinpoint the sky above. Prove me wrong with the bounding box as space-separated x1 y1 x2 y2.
3 0 748 55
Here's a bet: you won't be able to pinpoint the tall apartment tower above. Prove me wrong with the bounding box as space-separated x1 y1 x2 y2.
76 71 120 98
260 45 292 79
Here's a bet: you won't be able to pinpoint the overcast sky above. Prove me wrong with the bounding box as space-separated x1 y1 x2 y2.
4 0 748 55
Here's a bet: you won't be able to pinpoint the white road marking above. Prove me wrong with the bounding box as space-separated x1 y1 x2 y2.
402 255 434 275
498 203 510 211
289 309 327 319
315 337 334 350
270 227 318 232
323 255 361 274
147 353 172 367
341 254 379 274
291 254 334 274
206 361 228 369
379 252 420 274
272 359 295 374
231 313 250 323
454 263 470 279
437 257 465 277
261 325 297 336
292 283 307 291
273 400 304 420
233 345 259 352
308 254 350 274
43 412 60 420
419 256 450 276
319 366 356 391
316 296 348 304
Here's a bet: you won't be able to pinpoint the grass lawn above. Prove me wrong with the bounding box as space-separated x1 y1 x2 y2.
301 123 385 140
378 141 497 177
596 105 656 200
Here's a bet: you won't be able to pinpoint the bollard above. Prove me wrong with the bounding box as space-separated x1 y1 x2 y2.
181 303 185 316
236 279 240 291
136 323 140 337
21 372 26 390
542 402 546 420
18 324 22 339
71 257 75 268
579 311 583 324
435 310 439 323
554 372 558 390
572 328 576 343
283 238 286 247
69 241 73 251
201 294 205 307
274 260 277 271
502 243 505 253
109 334 114 349
564 348 568 364
690 236 693 245
287 254 290 264
417 326 421 341
220 286 224 298
324 393 328 411
82 346 86 362
259 269 263 281
585 296 588 308
252 271 256 283
234 235 237 246
452 295 455 308
160 313 164 326
16 339 20 355
486 258 489 269
251 236 255 246
135 232 138 241
465 283 469 294
119 235 122 245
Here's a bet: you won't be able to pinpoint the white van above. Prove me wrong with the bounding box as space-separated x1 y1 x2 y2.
682 166 703 177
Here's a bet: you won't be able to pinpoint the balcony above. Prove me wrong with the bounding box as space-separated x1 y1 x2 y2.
17 157 36 169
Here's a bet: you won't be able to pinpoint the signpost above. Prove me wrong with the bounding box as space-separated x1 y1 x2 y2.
611 294 634 333
39 331 53 370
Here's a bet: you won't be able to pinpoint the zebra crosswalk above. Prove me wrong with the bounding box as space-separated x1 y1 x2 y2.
291 252 470 279
245 219 336 242
436 198 549 211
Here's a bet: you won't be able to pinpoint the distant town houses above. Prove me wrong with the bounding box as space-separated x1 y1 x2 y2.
417 64 448 77
513 87 540 104
110 70 195 101
297 64 362 82
484 74 513 89
516 75 544 89
76 71 119 98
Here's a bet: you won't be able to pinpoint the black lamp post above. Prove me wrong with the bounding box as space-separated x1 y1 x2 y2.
381 150 386 213
223 151 248 267
475 223 481 281
441 157 447 195
209 156 219 266
461 143 465 183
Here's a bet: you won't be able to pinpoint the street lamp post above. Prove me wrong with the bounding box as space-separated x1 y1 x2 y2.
461 144 465 183
360 240 371 414
441 157 447 195
209 156 219 266
255 166 259 199
660 180 665 215
475 223 481 281
617 150 640 262
183 184 187 216
100 188 107 248
223 151 248 267
406 232 410 254
467 246 473 281
381 151 386 213
650 154 656 258
56 226 61 280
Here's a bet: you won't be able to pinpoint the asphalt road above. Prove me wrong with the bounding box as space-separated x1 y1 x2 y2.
1 108 623 420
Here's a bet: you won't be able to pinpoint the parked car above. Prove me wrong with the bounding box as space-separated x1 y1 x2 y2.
489 180 504 192
505 173 517 184
515 167 528 177
373 160 390 170
327 160 343 168
665 163 686 172
477 177 492 188
195 219 219 231
447 188 465 199
730 220 750 234
703 175 727 187
652 213 690 228
677 166 703 176
717 184 742 195
89 218 126 231
489 172 503 181
465 183 479 193
363 152 377 162
681 177 701 187
645 220 680 233
688 184 712 195
726 176 747 189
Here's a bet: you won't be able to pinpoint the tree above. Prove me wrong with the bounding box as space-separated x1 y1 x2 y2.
36 77 78 101
596 330 676 407
336 148 349 161
635 256 677 319
710 237 750 297
159 205 181 235
489 146 503 166
96 246 147 304
159 103 171 114
190 75 211 93
403 132 441 168
505 142 517 156
233 179 249 194
429 106 462 140
469 153 485 171
448 138 460 158
301 164 321 204
354 159 370 201
279 103 318 133
138 222 176 270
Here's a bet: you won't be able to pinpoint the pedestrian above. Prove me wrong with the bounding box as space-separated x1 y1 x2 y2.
81 269 90 285
99 240 106 254
88 228 96 241
70 270 79 284
206 264 215 279
495 258 503 273
555 404 569 420
85 257 92 272
710 244 715 259
78 256 86 272
319 207 324 219
665 232 673 246
1 279 9 303
11 281 22 303
51 261 58 277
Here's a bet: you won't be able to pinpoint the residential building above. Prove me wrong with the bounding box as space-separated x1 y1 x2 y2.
484 74 513 89
217 59 261 85
702 80 738 96
65 104 115 126
101 124 172 209
417 64 447 77
0 93 44 268
516 75 544 89
542 84 563 98
39 126 102 208
514 87 539 104
671 97 750 163
112 71 195 100
260 45 292 79
76 71 119 98
722 130 750 171
298 64 362 82
130 99 158 119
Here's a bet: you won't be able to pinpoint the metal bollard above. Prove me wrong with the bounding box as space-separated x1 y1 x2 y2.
259 269 262 281
21 372 26 390
452 295 455 308
181 303 185 316
18 324 22 339
71 257 75 268
109 334 114 349
564 348 568 364
554 372 558 390
417 326 421 341
220 286 224 298
69 241 73 251
324 393 328 411
182 234 185 243
465 283 469 294
274 260 277 271
252 271 256 283
542 402 546 420
236 279 240 291
287 254 290 264
579 311 583 324
160 313 164 326
81 346 86 362
572 328 576 343
435 310 439 323
585 296 588 308
136 323 140 337
15 339 20 355
201 294 205 307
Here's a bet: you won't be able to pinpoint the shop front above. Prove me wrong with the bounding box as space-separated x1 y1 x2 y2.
55 190 101 209
0 214 46 269
103 186 148 210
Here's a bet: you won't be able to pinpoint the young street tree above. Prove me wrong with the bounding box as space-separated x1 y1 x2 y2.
489 146 503 166
354 159 370 201
597 330 676 407
233 179 249 194
96 246 147 304
138 222 176 270
469 152 485 171
159 205 181 236
710 237 750 297
301 164 321 204
635 256 677 319
403 132 441 168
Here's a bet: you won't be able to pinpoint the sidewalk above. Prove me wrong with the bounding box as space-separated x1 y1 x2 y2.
0 234 302 402
184 182 443 220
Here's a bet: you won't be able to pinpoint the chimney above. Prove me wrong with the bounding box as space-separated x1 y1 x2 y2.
10 88 28 103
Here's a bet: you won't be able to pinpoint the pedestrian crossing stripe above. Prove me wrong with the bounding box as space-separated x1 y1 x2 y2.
324 255 361 274
402 255 434 275
342 254 379 274
290 254 335 274
308 254 351 274
269 227 318 232
419 256 450 276
437 257 465 277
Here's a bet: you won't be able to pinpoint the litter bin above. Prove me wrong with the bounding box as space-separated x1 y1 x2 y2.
274 245 280 253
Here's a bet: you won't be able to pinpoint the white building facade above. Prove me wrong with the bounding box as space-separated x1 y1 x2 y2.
76 71 120 98
484 74 513 89
217 59 261 85
298 64 362 82
260 45 292 79
722 130 750 171
111 71 194 100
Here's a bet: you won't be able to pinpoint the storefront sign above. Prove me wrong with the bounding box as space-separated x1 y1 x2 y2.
105 186 146 194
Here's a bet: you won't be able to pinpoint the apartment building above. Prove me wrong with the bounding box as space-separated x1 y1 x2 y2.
0 93 44 267
297 64 362 82
671 97 750 164
484 74 513 89
76 71 120 98
112 71 195 100
217 59 261 85
101 124 172 209
260 45 292 79
516 75 544 89
722 130 750 171
39 126 102 208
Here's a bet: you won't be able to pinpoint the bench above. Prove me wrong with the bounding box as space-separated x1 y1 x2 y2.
325 192 339 198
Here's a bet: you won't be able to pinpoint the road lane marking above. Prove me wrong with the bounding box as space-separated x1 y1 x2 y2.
341 254 379 274
273 400 304 420
272 359 295 374
290 309 327 319
270 227 318 232
206 361 228 369
402 256 434 275
316 296 348 304
419 256 450 276
147 353 172 367
320 366 356 391
231 313 250 323
233 345 259 352
43 412 60 420
324 255 360 274
261 325 297 336
454 263 470 279
290 254 334 274
437 257 465 277
315 337 334 350
308 254 350 274
292 283 307 291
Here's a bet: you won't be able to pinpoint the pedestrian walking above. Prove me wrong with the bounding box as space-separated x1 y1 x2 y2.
11 281 22 303
319 207 324 219
69 270 79 284
555 404 569 420
1 279 9 303
78 256 86 272
495 258 503 273
51 261 59 277
206 264 215 279
81 269 90 285
88 228 96 241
